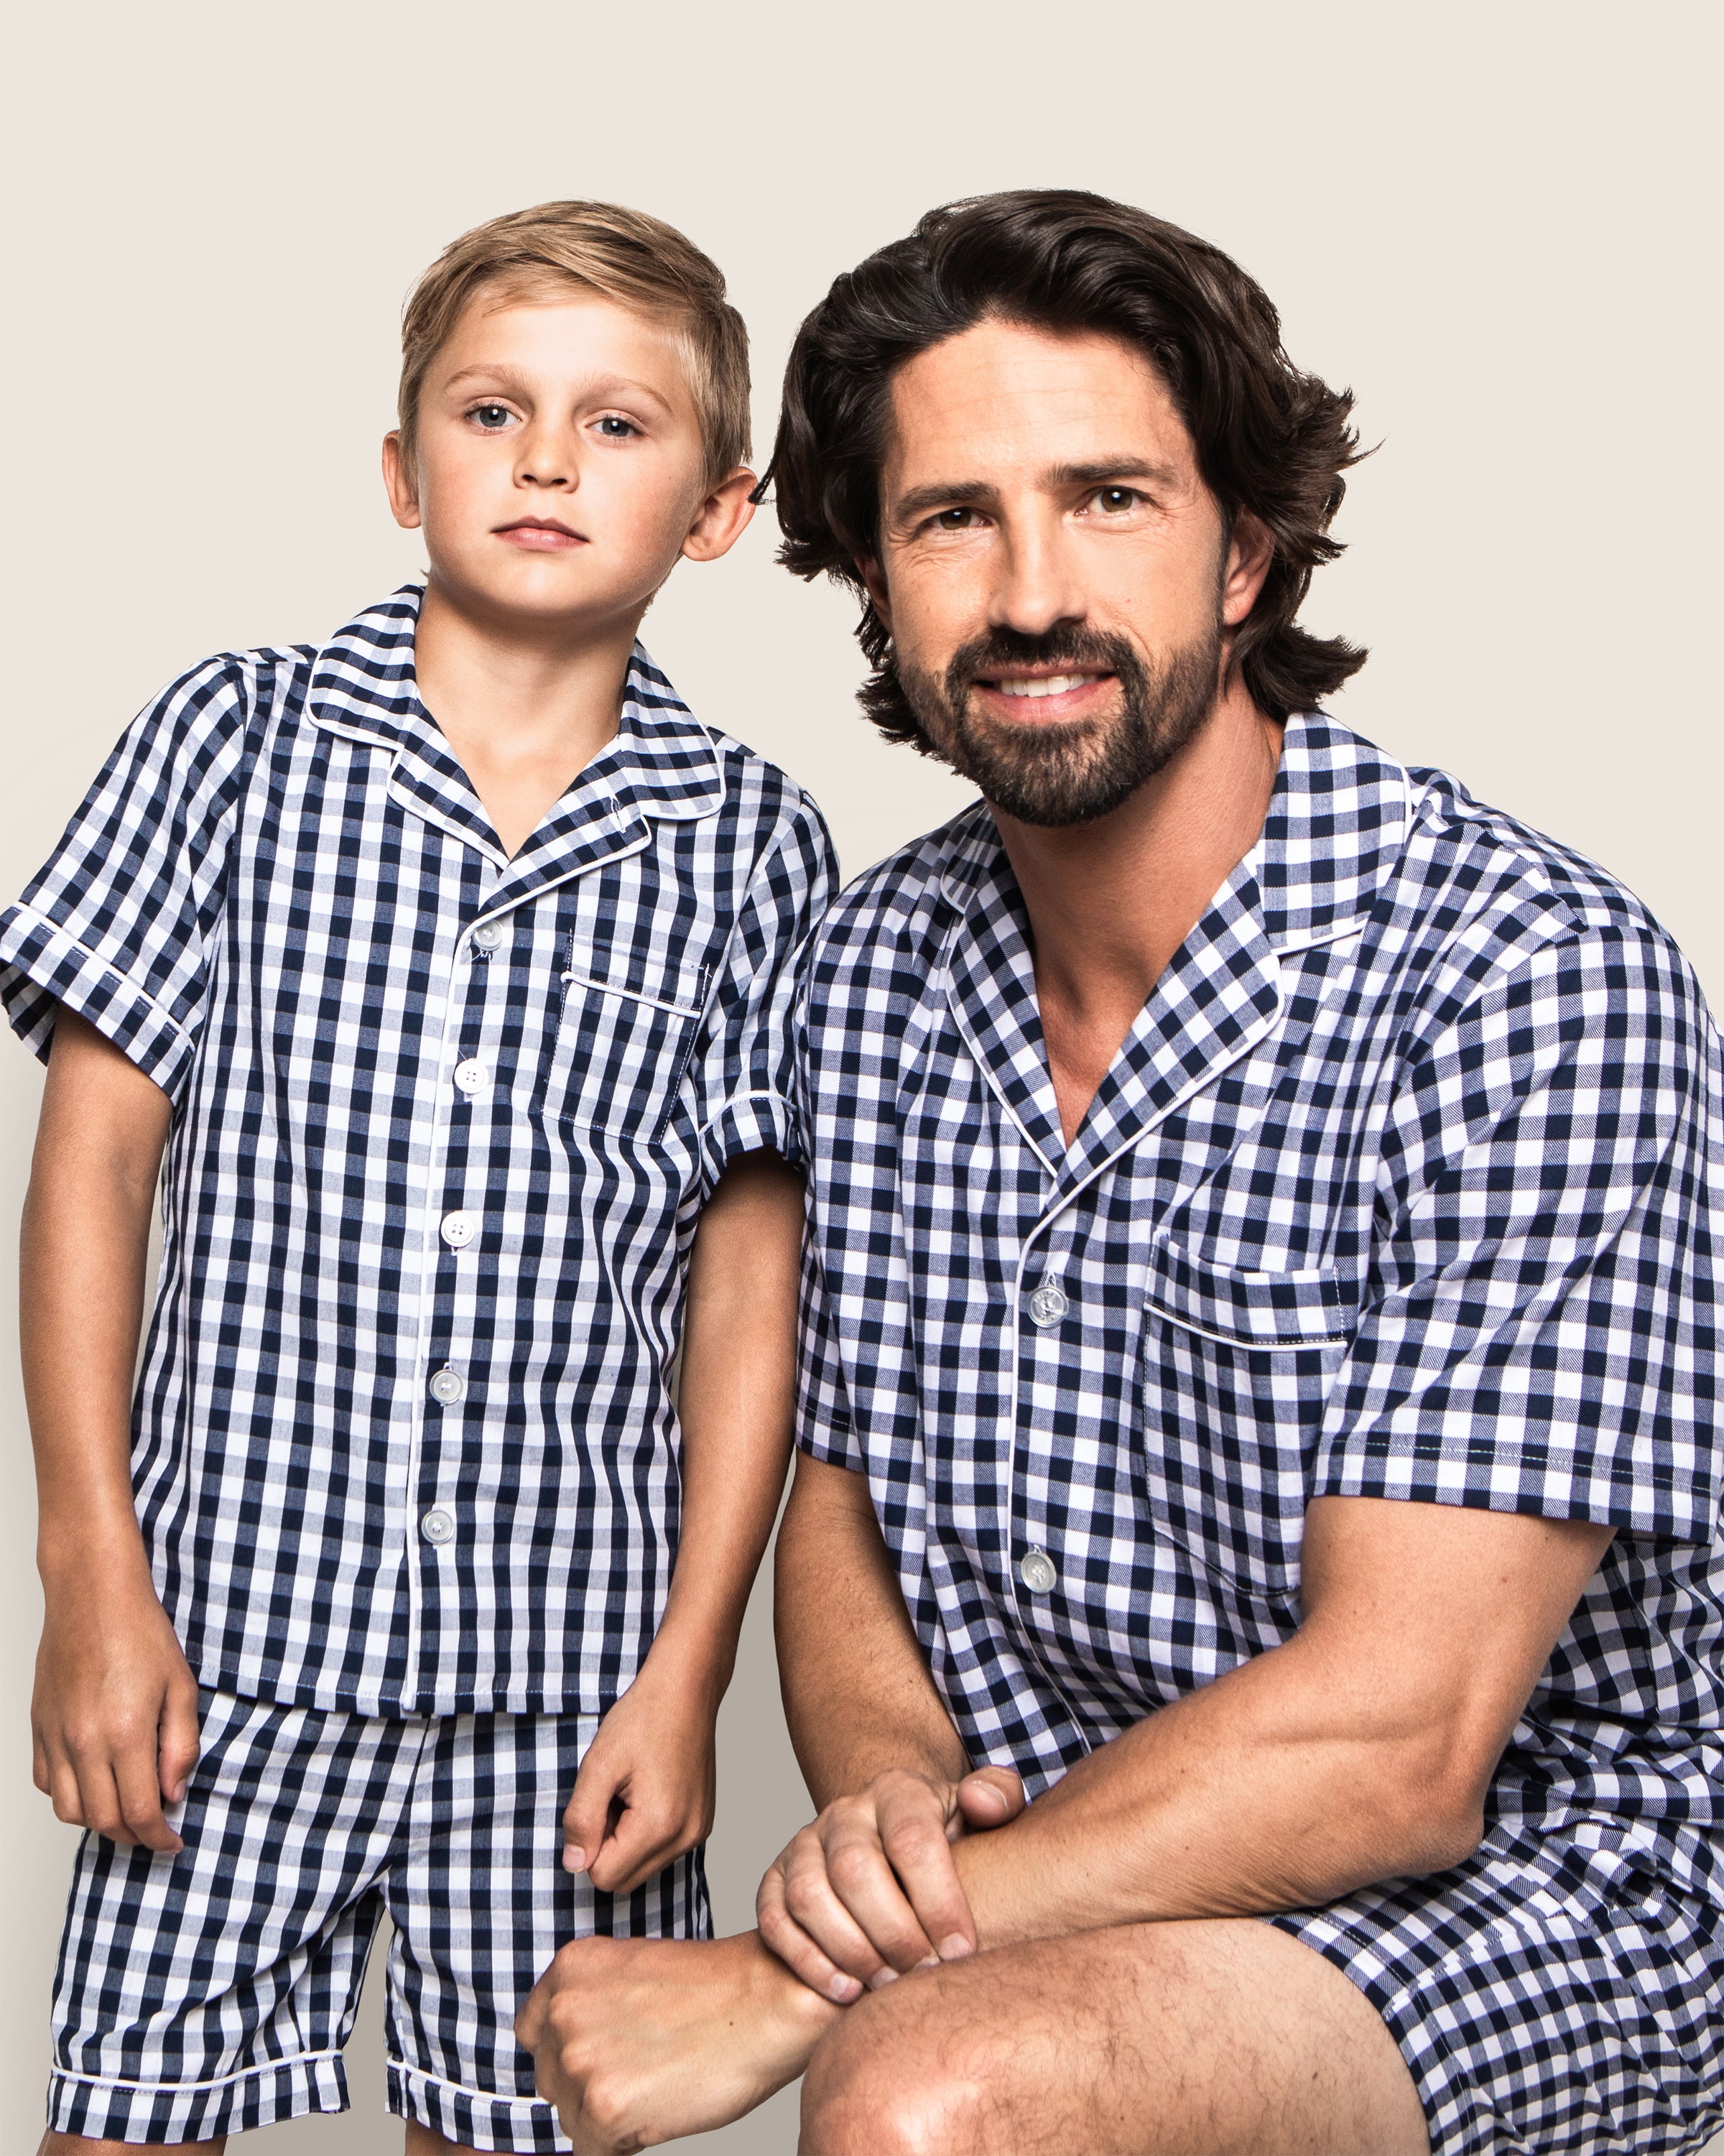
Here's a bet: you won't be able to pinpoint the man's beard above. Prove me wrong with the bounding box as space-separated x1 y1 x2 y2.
897 619 1223 828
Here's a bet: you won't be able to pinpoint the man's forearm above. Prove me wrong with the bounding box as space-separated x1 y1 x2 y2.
775 1453 968 1805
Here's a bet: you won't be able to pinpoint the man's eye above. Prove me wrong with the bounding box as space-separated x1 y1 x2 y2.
935 507 976 529
471 404 514 430
1092 486 1139 514
595 415 638 438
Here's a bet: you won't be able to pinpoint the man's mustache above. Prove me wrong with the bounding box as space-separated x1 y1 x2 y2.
945 626 1146 698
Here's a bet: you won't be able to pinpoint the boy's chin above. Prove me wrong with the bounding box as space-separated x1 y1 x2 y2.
426 550 667 631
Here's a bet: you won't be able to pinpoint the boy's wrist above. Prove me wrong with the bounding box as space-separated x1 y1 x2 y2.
37 1501 153 1593
633 1614 736 1716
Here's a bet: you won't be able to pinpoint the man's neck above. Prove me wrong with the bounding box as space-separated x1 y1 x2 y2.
991 679 1284 1146
412 576 649 857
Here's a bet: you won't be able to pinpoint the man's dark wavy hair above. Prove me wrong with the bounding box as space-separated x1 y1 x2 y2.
761 189 1368 749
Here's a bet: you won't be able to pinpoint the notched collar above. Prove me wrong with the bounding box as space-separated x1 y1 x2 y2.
300 583 728 855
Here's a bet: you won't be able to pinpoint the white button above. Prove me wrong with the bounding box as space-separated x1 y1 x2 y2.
1019 1547 1059 1595
421 1507 455 1545
440 1210 478 1249
429 1366 465 1406
1026 1281 1069 1328
471 922 504 951
454 1058 489 1095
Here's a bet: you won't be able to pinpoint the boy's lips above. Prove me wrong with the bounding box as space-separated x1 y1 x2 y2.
495 517 585 552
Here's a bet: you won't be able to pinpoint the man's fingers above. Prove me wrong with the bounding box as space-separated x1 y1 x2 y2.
794 1820 937 1979
756 1859 866 2002
876 1785 978 1958
955 1764 1026 1829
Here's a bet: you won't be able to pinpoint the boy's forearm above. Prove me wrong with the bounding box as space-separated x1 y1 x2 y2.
24 1014 170 1578
644 1152 805 1702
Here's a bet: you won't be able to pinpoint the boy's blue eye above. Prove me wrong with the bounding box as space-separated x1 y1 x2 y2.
596 415 637 438
473 404 512 430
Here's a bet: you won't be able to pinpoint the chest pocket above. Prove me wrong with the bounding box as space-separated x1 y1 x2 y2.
530 937 711 1142
1140 1236 1353 1605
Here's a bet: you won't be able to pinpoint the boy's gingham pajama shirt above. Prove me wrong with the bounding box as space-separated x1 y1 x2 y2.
0 583 835 2148
795 715 1724 2156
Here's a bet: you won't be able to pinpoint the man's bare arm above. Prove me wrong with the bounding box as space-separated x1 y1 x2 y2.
763 1494 1611 1989
560 1152 804 1892
24 1009 198 1851
777 1451 969 1803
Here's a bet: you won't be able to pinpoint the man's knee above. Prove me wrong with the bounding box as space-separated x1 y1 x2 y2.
801 1999 986 2156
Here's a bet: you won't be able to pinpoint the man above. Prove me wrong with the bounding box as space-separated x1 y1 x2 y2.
518 191 1724 2156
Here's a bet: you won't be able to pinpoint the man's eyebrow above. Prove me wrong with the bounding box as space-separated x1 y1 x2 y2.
889 458 1182 525
438 364 676 414
1044 458 1182 490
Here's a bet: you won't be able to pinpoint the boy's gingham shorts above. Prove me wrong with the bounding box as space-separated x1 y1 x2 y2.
48 1688 709 2150
1270 1819 1724 2156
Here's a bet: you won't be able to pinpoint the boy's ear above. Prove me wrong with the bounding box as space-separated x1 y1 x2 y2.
381 432 422 532
680 467 757 565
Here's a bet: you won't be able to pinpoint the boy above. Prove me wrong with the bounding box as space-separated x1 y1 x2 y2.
5 201 834 2152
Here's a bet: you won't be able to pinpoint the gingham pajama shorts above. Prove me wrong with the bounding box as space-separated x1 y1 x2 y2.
47 1688 710 2150
1269 1819 1724 2155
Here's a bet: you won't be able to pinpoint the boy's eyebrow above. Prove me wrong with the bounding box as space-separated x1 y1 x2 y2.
890 457 1181 526
438 363 678 415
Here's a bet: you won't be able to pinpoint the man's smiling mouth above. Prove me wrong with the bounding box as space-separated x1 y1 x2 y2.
988 672 1109 700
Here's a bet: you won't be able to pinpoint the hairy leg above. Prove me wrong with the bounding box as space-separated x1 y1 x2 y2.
801 1915 1429 2156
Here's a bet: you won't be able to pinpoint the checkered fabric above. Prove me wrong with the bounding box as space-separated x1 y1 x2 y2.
0 582 835 1715
48 1687 700 2150
1269 1818 1724 2155
796 713 1723 1906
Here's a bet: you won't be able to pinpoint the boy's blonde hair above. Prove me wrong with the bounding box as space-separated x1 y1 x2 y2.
398 200 751 482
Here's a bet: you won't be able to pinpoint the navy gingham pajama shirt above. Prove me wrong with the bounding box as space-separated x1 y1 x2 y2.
2 583 834 2146
796 714 1723 2155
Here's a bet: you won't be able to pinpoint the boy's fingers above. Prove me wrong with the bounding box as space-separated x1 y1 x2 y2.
45 1751 85 1828
561 1763 621 1875
113 1743 180 1852
158 1684 201 1807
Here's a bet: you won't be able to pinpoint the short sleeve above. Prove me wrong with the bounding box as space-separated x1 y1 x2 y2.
691 797 838 1197
1316 928 1720 1541
794 1226 863 1470
0 656 253 1102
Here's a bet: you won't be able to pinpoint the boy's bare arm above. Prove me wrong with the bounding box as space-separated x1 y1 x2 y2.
562 1150 805 1892
24 1010 198 1852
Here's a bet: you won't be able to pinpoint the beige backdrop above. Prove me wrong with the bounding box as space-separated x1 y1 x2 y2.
1 1 1718 2150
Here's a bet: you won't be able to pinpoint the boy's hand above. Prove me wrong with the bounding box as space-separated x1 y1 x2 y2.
562 1659 717 1896
518 1930 834 2154
32 1556 200 1854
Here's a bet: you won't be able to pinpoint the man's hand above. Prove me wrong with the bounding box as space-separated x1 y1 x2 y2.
756 1763 1025 2000
32 1555 200 1853
562 1662 717 1897
518 1931 835 2154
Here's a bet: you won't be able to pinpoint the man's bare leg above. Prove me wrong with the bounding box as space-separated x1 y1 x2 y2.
801 1916 1429 2156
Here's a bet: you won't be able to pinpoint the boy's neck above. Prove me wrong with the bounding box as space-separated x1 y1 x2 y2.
410 575 646 859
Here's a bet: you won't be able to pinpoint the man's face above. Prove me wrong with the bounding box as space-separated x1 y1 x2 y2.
384 288 741 636
867 320 1251 826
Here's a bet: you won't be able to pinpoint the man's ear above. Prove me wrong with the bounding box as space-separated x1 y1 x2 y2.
858 558 892 637
681 468 757 564
1221 510 1274 629
382 432 422 532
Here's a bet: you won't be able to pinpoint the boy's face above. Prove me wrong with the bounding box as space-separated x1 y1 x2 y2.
384 287 751 636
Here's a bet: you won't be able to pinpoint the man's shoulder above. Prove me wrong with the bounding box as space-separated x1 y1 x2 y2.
806 801 992 985
1396 752 1696 991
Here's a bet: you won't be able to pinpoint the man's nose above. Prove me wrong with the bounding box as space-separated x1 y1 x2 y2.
987 515 1088 639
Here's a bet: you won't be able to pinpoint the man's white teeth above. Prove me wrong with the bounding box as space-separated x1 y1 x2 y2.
994 674 1097 699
